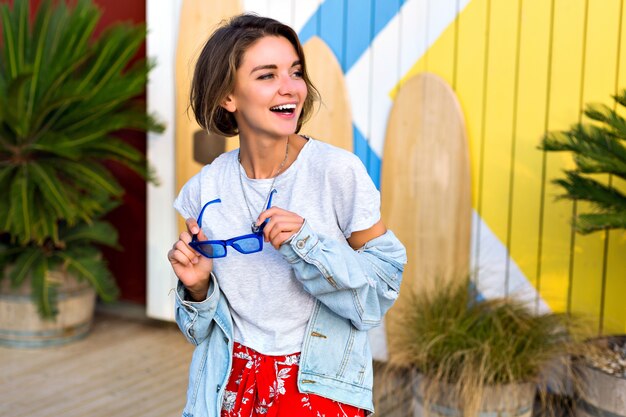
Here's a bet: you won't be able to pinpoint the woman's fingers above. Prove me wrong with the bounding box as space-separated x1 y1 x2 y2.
168 217 209 269
174 238 200 264
186 217 200 235
167 217 213 300
168 245 195 266
258 207 304 249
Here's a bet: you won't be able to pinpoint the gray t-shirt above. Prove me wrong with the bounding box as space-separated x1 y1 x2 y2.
173 137 380 355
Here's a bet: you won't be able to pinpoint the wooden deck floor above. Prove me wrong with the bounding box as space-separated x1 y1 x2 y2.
0 307 194 417
0 308 567 417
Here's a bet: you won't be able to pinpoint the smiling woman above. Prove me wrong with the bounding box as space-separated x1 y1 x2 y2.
165 13 406 417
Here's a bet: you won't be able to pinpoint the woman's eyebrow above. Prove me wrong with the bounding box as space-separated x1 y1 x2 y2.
250 64 277 74
250 60 301 75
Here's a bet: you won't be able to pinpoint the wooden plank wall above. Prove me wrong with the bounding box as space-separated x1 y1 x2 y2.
151 0 626 333
286 0 626 334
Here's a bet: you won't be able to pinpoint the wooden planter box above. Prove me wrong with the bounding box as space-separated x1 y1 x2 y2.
0 270 96 348
576 336 626 417
374 366 535 417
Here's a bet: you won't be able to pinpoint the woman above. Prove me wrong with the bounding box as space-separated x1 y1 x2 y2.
167 13 406 417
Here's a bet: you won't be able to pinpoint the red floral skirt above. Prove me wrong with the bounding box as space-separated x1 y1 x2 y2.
221 342 366 417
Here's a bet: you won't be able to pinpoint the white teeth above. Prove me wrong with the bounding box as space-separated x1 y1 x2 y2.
271 104 296 111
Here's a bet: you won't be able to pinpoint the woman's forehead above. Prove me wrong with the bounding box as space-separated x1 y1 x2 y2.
240 36 300 69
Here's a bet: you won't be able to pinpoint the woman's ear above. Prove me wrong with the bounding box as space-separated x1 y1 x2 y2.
221 95 236 113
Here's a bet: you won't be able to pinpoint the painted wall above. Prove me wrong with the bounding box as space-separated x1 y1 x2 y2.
433 0 626 334
147 0 626 335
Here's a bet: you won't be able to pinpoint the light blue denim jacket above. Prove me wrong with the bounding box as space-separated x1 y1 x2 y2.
174 220 407 417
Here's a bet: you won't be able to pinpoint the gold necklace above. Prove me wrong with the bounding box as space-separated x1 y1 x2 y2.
237 137 289 233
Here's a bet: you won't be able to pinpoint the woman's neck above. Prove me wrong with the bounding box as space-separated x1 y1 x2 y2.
238 134 291 179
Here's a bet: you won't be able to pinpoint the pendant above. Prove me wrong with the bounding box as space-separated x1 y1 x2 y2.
251 222 260 234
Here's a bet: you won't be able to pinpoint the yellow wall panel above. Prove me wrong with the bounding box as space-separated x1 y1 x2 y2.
570 0 621 325
539 0 587 311
479 0 520 289
607 1 626 334
508 0 552 293
605 226 626 333
454 0 489 206
602 1 626 335
422 5 457 87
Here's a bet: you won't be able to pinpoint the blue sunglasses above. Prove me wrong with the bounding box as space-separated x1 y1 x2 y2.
190 190 276 258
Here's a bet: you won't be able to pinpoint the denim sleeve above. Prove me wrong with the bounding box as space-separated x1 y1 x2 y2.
278 220 407 331
174 272 220 345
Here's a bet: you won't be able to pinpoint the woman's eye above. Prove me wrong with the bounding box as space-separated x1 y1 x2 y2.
258 73 274 80
292 70 303 78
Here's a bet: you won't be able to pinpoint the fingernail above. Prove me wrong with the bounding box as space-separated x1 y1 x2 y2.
192 257 199 264
192 227 199 234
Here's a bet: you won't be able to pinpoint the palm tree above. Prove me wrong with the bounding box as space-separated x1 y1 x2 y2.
0 0 164 318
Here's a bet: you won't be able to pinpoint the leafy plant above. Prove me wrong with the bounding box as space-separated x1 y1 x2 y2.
540 90 626 234
0 0 164 318
386 279 587 416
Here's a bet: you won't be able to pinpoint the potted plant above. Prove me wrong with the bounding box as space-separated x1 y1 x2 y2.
541 90 626 417
380 278 585 417
0 0 163 347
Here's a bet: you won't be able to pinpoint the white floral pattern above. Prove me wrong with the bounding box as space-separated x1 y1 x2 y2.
222 390 237 412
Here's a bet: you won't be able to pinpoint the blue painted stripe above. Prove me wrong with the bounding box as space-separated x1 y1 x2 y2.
344 0 373 71
373 0 405 36
353 124 369 169
353 125 381 189
299 0 407 72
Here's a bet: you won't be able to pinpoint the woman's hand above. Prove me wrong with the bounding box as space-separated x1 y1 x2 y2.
167 218 213 301
256 207 304 249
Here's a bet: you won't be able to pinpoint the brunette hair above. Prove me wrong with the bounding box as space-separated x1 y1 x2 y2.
190 14 319 137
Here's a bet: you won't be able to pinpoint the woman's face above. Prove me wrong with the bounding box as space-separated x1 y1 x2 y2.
223 35 308 140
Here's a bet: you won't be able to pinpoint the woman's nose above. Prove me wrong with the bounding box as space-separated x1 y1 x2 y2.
278 75 297 95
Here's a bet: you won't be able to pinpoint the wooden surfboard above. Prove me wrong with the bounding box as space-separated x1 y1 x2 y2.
175 0 242 229
382 72 472 299
301 36 353 152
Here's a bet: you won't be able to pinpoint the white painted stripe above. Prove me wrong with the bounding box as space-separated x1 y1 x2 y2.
244 0 321 32
267 0 294 26
243 0 270 18
399 0 429 77
291 0 323 33
345 51 371 137
146 0 183 321
470 210 551 314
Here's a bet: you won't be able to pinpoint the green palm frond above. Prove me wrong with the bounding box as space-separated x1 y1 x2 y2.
59 246 119 303
31 256 57 319
540 89 626 234
8 246 42 287
554 171 626 212
0 0 164 245
576 212 626 234
60 220 120 249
